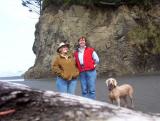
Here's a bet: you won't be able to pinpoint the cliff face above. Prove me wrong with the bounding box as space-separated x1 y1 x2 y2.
24 4 160 79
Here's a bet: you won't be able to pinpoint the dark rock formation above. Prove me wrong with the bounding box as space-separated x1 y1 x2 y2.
24 4 160 79
0 81 160 121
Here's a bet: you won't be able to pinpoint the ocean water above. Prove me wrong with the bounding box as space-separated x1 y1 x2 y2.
0 70 24 78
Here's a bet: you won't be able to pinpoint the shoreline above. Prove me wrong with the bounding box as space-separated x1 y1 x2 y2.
1 71 159 80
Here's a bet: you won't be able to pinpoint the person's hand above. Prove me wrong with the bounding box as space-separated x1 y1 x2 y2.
94 64 97 68
68 74 72 80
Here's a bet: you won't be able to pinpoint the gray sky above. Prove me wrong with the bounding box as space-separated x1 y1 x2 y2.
0 0 38 76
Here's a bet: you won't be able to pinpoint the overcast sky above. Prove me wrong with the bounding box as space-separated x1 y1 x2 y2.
0 0 39 76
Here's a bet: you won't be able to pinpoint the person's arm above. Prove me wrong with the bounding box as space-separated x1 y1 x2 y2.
92 51 99 66
51 57 62 76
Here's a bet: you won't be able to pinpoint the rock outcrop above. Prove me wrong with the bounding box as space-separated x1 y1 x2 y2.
0 81 160 121
24 3 160 79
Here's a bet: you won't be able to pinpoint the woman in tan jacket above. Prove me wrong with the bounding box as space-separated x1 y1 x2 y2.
51 42 79 94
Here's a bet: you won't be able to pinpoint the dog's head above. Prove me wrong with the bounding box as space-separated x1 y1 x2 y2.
105 78 117 91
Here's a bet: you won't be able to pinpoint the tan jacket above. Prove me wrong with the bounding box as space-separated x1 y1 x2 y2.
51 53 79 81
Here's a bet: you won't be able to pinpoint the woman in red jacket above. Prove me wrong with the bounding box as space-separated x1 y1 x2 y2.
74 36 99 99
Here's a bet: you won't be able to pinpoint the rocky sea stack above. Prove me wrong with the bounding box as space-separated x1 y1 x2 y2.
24 1 160 79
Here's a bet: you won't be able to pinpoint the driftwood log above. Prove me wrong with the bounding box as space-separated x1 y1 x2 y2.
0 81 160 121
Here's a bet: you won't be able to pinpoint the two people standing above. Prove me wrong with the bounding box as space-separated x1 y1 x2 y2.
51 36 99 99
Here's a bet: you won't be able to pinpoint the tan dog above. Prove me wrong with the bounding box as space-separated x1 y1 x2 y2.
106 78 134 108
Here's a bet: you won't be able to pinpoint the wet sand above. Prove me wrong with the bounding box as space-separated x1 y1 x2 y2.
7 74 160 114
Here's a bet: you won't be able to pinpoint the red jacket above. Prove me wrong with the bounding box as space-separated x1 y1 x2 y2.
74 47 95 72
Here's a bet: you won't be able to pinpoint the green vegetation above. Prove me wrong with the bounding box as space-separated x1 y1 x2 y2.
22 0 154 14
42 0 153 9
125 0 151 6
43 0 152 5
128 22 160 54
43 0 97 7
22 0 43 15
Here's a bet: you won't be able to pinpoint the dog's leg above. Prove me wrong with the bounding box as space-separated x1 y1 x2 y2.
109 98 114 104
123 96 128 108
128 94 134 109
129 87 134 109
116 98 121 107
130 97 134 109
129 94 134 108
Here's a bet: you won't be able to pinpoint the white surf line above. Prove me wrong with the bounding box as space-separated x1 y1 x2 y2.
0 78 24 82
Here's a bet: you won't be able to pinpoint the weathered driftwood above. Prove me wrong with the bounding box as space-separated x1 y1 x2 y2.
0 81 160 121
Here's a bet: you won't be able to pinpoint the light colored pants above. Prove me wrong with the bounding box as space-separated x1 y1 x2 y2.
56 76 77 94
79 69 97 99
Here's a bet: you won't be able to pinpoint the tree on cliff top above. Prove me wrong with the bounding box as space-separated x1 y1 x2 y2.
21 0 43 15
